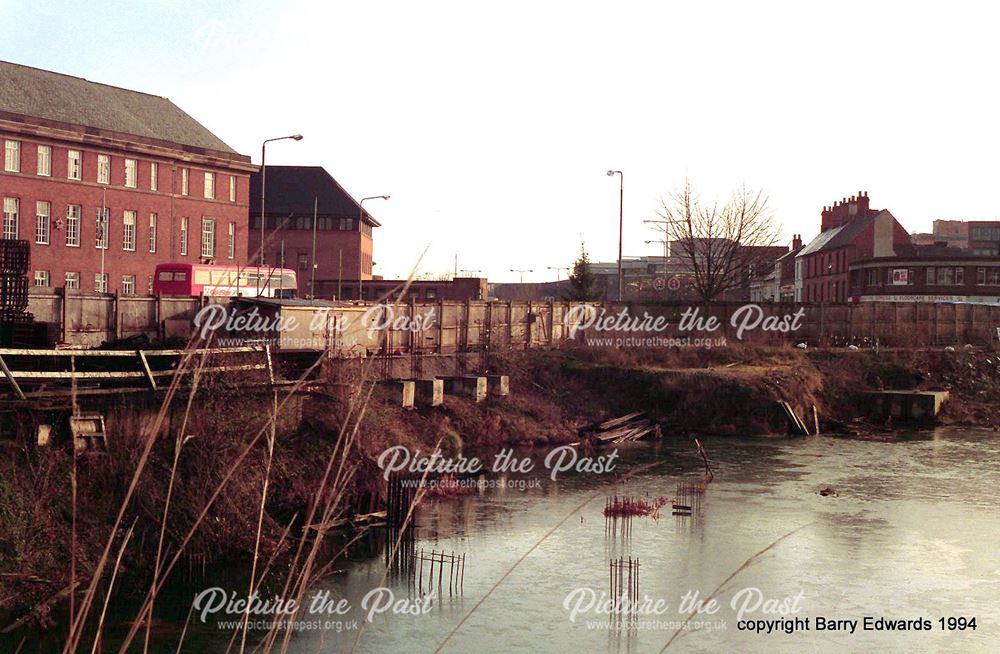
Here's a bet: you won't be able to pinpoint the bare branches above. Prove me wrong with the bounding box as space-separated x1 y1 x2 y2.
658 180 781 301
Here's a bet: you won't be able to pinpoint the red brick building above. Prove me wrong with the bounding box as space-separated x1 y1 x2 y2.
0 61 254 295
797 192 910 303
849 244 1000 304
248 166 379 298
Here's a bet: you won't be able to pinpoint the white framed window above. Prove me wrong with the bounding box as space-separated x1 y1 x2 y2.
34 270 49 287
94 272 108 293
181 168 189 195
227 222 235 259
121 274 135 295
66 204 81 246
95 207 109 249
35 201 50 245
204 172 215 199
3 197 18 239
4 140 20 172
123 210 136 251
180 217 188 256
36 145 51 176
201 218 216 258
150 162 158 191
67 150 82 180
149 213 157 253
65 271 80 289
125 158 137 188
97 154 110 184
147 276 153 294
229 175 236 202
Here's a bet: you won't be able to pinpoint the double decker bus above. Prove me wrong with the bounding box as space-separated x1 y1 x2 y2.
152 263 298 297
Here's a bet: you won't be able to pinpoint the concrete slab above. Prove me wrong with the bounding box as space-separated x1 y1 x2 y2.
863 390 949 421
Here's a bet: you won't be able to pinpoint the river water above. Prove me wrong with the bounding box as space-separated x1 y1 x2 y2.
127 429 1000 652
201 430 1000 653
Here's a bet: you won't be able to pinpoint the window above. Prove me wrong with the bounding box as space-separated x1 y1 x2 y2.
121 275 135 295
36 145 51 176
426 288 437 300
66 204 81 246
298 253 309 270
4 140 20 172
149 213 157 252
955 267 964 285
95 208 109 249
180 217 188 256
94 273 108 293
35 201 50 245
65 272 79 289
201 218 216 258
227 222 235 259
204 172 215 199
340 218 354 231
229 175 236 202
125 158 137 188
926 267 936 285
150 162 158 191
3 197 18 239
147 276 153 294
97 154 110 184
978 267 987 285
866 269 877 286
123 210 136 251
181 168 189 195
938 266 955 285
34 270 49 287
67 150 82 180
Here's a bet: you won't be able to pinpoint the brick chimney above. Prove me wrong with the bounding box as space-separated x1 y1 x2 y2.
820 191 870 232
792 234 802 250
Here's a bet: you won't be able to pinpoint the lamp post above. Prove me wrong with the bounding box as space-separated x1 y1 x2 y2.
258 134 303 266
607 170 623 301
510 269 533 283
547 266 570 280
358 195 389 300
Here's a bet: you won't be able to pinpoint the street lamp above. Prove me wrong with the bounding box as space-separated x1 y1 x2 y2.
607 170 623 301
547 266 570 280
359 195 390 300
510 269 533 283
259 134 303 267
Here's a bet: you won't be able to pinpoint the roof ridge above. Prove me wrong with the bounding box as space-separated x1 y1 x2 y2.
0 60 169 101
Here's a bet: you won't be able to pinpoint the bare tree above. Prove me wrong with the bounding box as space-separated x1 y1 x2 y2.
655 180 782 301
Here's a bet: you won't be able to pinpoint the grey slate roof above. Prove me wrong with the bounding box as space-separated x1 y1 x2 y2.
249 166 381 226
0 60 237 154
797 210 893 257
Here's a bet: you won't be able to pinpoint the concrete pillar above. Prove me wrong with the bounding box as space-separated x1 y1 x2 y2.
443 375 487 402
414 378 444 407
487 374 509 398
383 380 415 409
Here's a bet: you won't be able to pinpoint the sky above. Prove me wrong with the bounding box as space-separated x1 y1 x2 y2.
3 1 999 282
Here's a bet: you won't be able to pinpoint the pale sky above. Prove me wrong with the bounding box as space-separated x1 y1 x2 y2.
4 1 999 282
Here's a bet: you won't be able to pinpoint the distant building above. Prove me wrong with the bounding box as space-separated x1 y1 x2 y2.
849 243 1000 304
796 192 910 303
0 60 254 295
772 234 803 302
354 276 486 302
490 279 570 302
248 166 380 298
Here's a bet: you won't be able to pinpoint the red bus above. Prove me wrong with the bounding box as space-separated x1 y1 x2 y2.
152 263 298 297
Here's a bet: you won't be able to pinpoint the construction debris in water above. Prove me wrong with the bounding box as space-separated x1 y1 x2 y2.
579 412 660 444
412 549 465 596
609 557 640 617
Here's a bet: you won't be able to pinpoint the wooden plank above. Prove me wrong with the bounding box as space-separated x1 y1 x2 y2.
0 346 262 357
138 350 157 390
0 354 26 400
